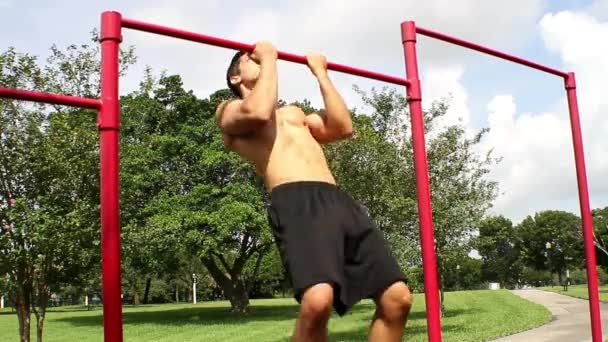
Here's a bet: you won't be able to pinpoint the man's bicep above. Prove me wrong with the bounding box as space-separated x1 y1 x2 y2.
305 113 334 143
306 112 354 144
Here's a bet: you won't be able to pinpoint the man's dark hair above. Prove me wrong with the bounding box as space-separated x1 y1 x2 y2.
226 51 246 98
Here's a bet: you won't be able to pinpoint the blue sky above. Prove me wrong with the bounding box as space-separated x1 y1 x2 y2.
1 0 606 223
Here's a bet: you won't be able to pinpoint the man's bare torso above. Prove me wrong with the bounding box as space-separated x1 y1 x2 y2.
223 105 335 191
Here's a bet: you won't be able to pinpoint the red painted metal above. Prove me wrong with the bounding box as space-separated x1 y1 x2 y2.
565 73 602 342
121 18 410 87
3 9 598 342
401 21 442 342
415 27 569 78
99 10 123 342
0 87 101 109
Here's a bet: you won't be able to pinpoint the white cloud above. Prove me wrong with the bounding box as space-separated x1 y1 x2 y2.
479 10 608 221
585 0 608 20
421 65 471 131
13 0 607 224
121 0 608 223
119 0 548 109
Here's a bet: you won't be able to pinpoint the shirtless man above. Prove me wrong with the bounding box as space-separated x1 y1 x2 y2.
215 41 412 342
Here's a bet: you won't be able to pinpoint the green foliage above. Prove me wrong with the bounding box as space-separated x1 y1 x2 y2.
442 256 484 291
565 267 608 286
517 210 584 285
521 267 552 287
323 86 499 299
569 269 588 285
476 215 523 288
0 35 136 341
117 75 273 311
592 207 608 268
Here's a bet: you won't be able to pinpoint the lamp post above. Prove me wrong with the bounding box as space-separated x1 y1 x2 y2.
456 264 460 291
546 241 553 287
192 273 197 305
565 256 573 291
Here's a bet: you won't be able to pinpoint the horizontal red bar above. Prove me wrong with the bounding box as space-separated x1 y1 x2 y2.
0 87 102 109
122 18 410 87
415 26 569 78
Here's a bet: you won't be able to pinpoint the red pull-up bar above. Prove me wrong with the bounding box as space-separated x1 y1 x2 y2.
121 18 411 87
0 9 600 342
0 87 101 109
415 27 569 78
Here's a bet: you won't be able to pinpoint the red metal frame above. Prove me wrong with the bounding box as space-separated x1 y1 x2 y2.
401 21 443 342
403 21 602 342
99 11 123 342
121 18 410 87
564 72 603 341
0 9 600 342
0 87 101 109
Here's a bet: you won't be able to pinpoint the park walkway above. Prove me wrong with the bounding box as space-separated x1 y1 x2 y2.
491 289 608 342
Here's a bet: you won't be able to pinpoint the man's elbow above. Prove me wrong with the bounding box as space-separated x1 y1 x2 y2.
329 126 354 142
339 123 354 138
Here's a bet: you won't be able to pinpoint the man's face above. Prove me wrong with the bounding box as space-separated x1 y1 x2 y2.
236 53 260 85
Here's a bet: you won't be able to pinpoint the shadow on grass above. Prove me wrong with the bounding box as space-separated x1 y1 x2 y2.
265 305 475 342
328 323 463 342
56 300 476 342
56 303 303 327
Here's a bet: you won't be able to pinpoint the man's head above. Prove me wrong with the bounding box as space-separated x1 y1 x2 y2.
226 50 260 98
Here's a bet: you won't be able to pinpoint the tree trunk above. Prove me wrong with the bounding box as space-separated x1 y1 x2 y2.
15 292 31 342
143 278 152 304
34 310 45 342
175 285 179 303
440 288 445 317
33 280 50 342
228 282 250 313
133 285 140 306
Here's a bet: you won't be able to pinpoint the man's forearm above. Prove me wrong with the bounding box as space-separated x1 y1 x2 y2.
241 60 278 118
317 73 352 133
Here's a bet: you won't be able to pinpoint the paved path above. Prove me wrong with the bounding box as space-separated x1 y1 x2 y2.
491 289 608 342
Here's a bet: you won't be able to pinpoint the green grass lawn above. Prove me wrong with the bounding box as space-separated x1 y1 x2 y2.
540 284 608 302
0 290 550 341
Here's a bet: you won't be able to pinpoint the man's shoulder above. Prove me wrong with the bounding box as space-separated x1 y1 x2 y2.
215 99 243 124
215 99 236 116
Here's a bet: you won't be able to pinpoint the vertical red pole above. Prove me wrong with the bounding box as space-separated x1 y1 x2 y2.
401 21 442 342
565 72 602 341
100 11 123 342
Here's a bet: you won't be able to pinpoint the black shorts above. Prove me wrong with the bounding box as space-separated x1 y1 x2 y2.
267 181 407 316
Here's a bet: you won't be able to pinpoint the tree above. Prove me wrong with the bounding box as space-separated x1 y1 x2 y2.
323 87 499 313
517 210 584 286
0 51 99 342
476 215 523 288
592 207 608 269
441 254 483 291
117 79 273 313
0 34 135 342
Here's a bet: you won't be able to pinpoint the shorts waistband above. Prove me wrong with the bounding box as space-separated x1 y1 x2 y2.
269 181 339 197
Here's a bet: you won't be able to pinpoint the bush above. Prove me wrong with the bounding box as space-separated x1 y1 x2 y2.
569 269 587 285
521 267 552 287
568 267 608 285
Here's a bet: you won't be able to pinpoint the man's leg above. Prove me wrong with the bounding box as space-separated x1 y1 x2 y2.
368 281 413 342
293 283 334 342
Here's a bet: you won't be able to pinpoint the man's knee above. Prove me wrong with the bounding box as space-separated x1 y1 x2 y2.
377 281 413 321
300 283 334 325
